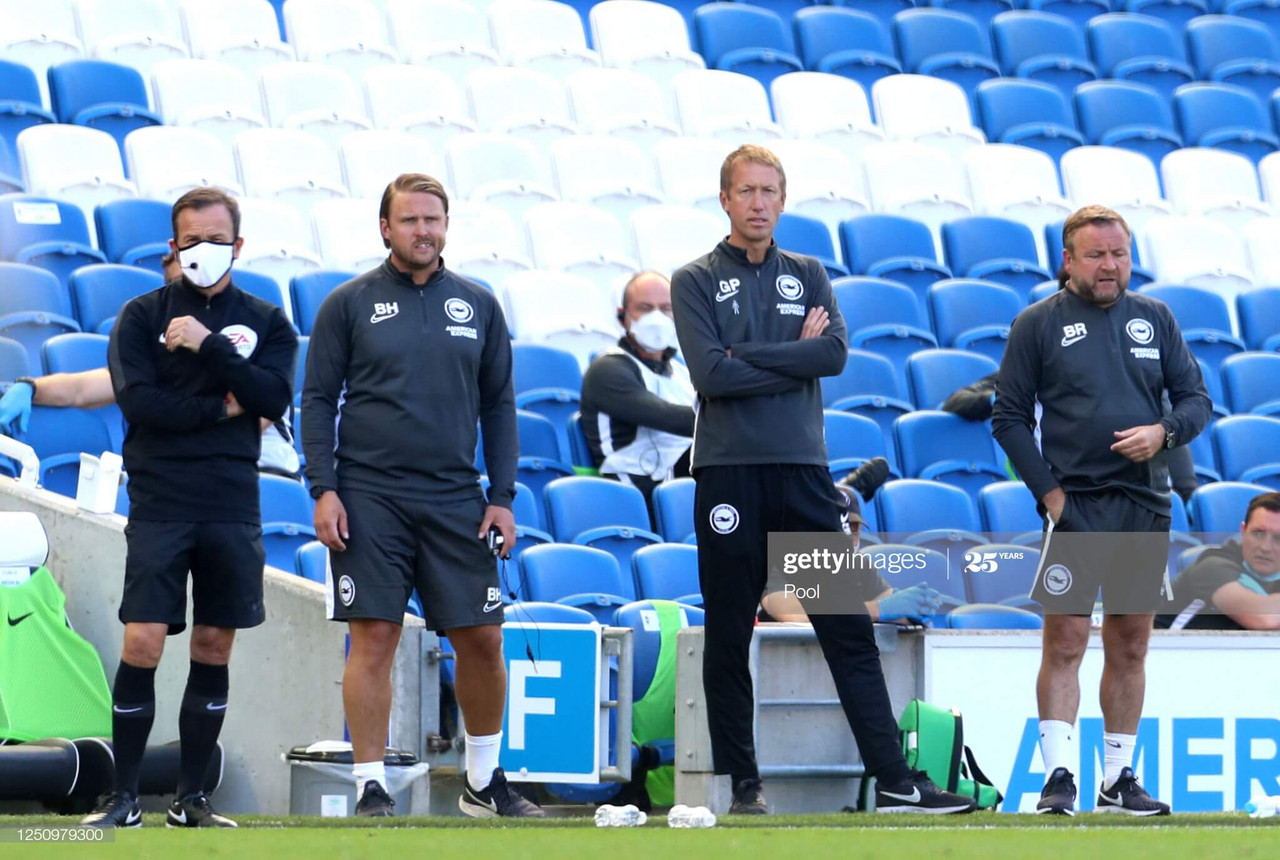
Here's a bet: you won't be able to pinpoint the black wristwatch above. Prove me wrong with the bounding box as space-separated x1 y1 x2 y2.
13 376 37 394
309 485 333 500
1162 422 1177 450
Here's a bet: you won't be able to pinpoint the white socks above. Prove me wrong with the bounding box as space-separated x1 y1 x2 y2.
353 760 387 800
1104 732 1136 790
1039 720 1075 776
466 731 503 791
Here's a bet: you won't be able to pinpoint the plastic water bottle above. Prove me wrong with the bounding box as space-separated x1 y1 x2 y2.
1245 796 1279 818
667 804 717 828
594 804 648 827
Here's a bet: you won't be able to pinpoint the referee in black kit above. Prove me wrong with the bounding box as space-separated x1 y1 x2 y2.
85 188 297 829
992 205 1211 816
671 145 974 815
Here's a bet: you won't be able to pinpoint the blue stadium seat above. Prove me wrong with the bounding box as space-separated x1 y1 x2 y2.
1228 0 1280 49
259 473 316 571
40 332 106 374
877 478 986 556
1174 542 1211 575
295 540 327 584
974 78 1084 170
566 411 592 469
293 335 308 408
892 8 1001 103
503 601 599 625
930 0 1016 31
652 477 696 543
1237 287 1280 352
1137 284 1246 378
0 262 80 374
962 544 1042 606
476 477 551 582
0 195 108 289
990 11 1097 102
831 0 915 32
1172 82 1279 165
1212 415 1280 488
978 480 1043 545
858 542 965 612
0 336 27 383
822 348 913 471
1086 13 1195 102
1030 281 1060 304
1166 491 1202 573
1221 352 1280 416
906 348 999 410
0 138 21 195
1193 356 1230 421
1187 417 1223 484
1043 217 1156 286
26 403 113 497
1186 16 1280 106
775 212 848 278
1029 0 1112 29
1189 480 1272 536
512 342 583 463
0 60 54 164
940 217 1053 301
520 543 634 623
693 3 804 90
825 409 895 481
1072 80 1183 169
94 199 171 275
839 215 952 321
510 479 547 533
792 7 902 97
947 602 1042 629
1123 0 1210 30
46 60 162 163
632 543 702 604
233 268 289 316
832 276 937 395
544 475 662 573
895 410 1007 499
69 264 163 335
290 270 353 336
926 279 1022 364
515 409 576 499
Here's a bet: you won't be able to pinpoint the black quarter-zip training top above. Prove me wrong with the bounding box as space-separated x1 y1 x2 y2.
672 239 848 471
301 258 518 509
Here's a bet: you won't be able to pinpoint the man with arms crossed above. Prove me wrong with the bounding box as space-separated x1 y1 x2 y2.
992 205 1211 815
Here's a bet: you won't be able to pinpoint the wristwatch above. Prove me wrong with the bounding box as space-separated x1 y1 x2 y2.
1161 421 1177 450
13 376 37 394
309 485 333 500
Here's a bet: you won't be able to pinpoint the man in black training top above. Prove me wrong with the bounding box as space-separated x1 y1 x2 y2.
302 173 543 819
84 188 297 828
992 204 1211 816
581 271 694 512
1158 492 1280 630
671 144 975 816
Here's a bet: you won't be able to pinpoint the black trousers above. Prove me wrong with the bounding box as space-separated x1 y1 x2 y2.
693 464 910 786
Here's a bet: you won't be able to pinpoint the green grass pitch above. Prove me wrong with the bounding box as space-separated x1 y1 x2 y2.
1 812 1278 859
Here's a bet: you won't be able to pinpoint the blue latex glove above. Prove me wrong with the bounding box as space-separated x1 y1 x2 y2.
0 381 33 437
877 583 942 624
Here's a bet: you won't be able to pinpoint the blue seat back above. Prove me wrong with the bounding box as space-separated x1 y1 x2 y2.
544 475 652 542
1213 415 1280 483
94 199 171 263
1174 82 1272 142
822 347 907 407
0 262 73 318
991 10 1090 74
878 478 982 533
942 217 1041 277
512 342 584 396
69 264 163 333
906 348 999 410
0 196 94 260
295 540 328 584
24 405 112 459
928 279 1023 348
632 543 700 602
1086 13 1187 77
1186 16 1278 79
824 409 889 462
291 270 355 336
833 276 928 329
1222 352 1280 414
775 212 839 264
695 3 796 63
517 409 563 460
259 473 314 526
41 332 107 374
979 480 1041 533
894 8 993 71
895 410 1002 477
794 7 894 68
232 268 288 315
1073 79 1177 142
520 543 631 604
976 78 1076 140
948 603 1043 629
1138 284 1234 335
0 336 27 382
48 60 150 124
1237 287 1280 350
1189 481 1273 534
503 601 599 625
653 477 696 543
840 213 940 273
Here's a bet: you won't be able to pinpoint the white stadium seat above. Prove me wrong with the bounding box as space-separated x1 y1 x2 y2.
963 144 1072 267
653 137 735 217
565 67 679 152
283 0 399 81
871 75 985 161
234 128 348 216
258 62 372 149
673 70 783 143
385 0 499 83
16 124 135 244
1160 148 1270 230
1142 216 1253 326
589 0 704 110
445 133 558 225
466 66 578 157
74 0 188 95
124 125 243 201
487 0 601 80
150 59 267 147
339 131 444 200
1242 218 1280 285
524 201 638 301
0 0 84 108
771 72 884 164
502 270 619 368
861 141 973 256
630 204 726 277
768 139 869 250
549 135 664 240
179 0 294 80
446 200 534 290
362 65 476 152
236 197 323 304
311 198 386 271
1059 146 1171 239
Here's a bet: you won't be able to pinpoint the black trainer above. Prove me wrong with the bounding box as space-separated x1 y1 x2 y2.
728 777 768 815
1096 767 1170 816
355 781 395 818
875 770 977 814
458 767 546 818
79 792 142 828
166 793 237 828
842 457 891 502
1036 767 1077 816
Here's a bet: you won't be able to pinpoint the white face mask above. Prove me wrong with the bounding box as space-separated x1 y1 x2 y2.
178 241 235 289
629 309 678 353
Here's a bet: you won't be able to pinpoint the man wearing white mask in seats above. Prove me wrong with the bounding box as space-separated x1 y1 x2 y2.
581 271 695 512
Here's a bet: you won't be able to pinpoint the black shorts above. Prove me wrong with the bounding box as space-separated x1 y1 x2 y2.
120 520 266 635
1031 490 1173 615
326 490 502 632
